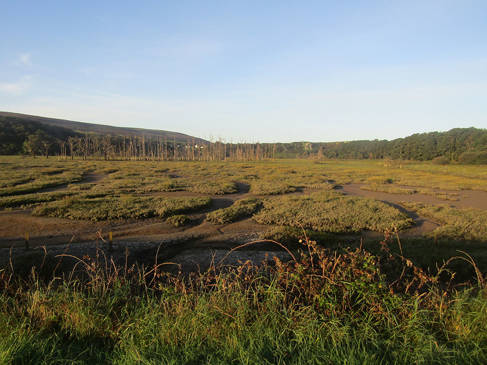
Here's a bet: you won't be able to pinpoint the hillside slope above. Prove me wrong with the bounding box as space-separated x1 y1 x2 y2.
0 111 206 143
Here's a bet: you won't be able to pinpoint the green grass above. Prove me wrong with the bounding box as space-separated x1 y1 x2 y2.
0 241 486 364
207 198 262 224
254 191 413 233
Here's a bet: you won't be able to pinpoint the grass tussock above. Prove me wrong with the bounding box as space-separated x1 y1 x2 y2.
254 191 413 233
0 237 486 363
206 198 262 224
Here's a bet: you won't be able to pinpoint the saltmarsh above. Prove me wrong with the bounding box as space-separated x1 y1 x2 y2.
361 183 461 201
0 191 76 208
0 156 486 238
207 198 262 224
249 180 297 195
401 202 487 241
33 195 212 221
2 156 487 196
0 169 83 196
254 191 413 232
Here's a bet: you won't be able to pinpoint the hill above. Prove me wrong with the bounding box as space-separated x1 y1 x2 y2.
0 111 206 152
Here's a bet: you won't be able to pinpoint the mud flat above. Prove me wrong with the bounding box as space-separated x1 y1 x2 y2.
0 234 292 275
166 248 292 273
341 183 487 210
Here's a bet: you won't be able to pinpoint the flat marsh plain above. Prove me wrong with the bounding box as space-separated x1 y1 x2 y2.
1 156 487 363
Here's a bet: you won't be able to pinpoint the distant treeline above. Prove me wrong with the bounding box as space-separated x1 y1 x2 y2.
1 115 486 163
274 128 487 164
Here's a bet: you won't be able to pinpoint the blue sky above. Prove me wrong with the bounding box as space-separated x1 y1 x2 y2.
1 1 486 142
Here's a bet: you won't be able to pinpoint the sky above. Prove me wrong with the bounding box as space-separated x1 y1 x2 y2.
1 0 487 142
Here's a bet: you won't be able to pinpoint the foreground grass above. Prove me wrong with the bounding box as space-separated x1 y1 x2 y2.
0 239 486 364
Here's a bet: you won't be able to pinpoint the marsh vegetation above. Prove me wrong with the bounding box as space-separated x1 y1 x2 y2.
0 156 486 363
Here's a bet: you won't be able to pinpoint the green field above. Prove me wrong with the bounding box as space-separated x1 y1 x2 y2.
0 156 487 363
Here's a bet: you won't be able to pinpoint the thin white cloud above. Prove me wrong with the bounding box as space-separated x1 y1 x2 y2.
0 75 32 95
18 53 32 66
